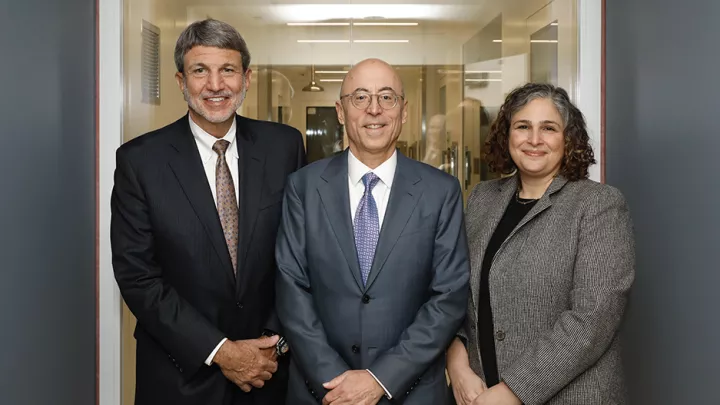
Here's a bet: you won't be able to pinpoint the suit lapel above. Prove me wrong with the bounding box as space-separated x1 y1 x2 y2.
317 151 365 291
470 177 516 307
235 116 266 291
167 116 235 283
470 175 569 305
502 176 568 243
364 153 422 290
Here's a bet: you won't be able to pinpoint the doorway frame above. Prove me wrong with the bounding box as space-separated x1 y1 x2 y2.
97 0 124 404
96 1 604 403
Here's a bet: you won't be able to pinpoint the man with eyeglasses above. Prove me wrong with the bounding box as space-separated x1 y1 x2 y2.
275 58 470 405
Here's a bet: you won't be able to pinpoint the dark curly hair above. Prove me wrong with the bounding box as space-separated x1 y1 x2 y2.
485 83 595 181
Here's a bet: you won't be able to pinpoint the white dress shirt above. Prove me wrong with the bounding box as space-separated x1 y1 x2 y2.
348 149 396 228
189 116 240 207
188 116 238 366
348 149 397 399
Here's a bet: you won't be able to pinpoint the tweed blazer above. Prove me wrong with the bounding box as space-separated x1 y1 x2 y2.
459 175 634 405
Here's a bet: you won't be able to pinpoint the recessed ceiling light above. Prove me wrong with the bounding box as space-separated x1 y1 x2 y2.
353 39 409 43
492 39 502 43
296 39 409 44
530 39 558 43
352 22 418 26
296 40 350 43
287 22 350 26
277 4 443 21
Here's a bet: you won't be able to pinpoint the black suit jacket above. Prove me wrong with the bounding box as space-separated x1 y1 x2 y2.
111 114 306 405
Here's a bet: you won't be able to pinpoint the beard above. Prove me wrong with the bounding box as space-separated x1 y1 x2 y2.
183 76 247 124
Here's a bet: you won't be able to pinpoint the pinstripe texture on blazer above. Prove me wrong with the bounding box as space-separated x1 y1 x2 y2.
459 175 634 405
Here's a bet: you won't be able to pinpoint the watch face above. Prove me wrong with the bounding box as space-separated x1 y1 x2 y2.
277 337 289 355
279 342 289 355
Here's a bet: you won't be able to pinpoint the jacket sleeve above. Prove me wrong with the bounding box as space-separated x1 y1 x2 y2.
263 128 308 336
111 148 225 377
275 174 350 398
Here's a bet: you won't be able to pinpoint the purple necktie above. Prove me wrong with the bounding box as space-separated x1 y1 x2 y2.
354 172 381 285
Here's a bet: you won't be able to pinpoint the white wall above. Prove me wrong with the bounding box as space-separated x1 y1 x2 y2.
123 0 190 142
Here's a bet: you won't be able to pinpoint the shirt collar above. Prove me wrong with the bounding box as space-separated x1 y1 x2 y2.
348 149 397 188
189 115 239 163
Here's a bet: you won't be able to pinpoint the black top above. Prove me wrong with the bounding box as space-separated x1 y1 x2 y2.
477 194 538 387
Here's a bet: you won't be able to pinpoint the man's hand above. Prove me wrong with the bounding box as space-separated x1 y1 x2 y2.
470 382 521 405
321 370 385 405
213 335 279 392
449 366 487 405
259 342 278 363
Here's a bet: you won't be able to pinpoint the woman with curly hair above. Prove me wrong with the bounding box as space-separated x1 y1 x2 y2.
446 83 635 405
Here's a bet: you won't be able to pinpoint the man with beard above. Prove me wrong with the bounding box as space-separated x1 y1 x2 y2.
111 19 306 405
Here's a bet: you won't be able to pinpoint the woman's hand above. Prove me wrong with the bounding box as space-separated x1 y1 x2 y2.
447 337 487 404
470 382 521 405
450 366 487 405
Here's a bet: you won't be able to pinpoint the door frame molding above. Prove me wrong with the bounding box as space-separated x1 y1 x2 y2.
576 0 604 182
95 1 605 403
97 0 124 403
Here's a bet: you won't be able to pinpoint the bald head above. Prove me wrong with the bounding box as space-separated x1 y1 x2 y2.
340 58 405 98
334 58 408 168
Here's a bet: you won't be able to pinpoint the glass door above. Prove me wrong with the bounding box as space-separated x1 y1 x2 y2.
460 0 579 198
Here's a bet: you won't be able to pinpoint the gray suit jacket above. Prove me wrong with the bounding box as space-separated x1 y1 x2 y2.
276 150 470 404
459 175 634 405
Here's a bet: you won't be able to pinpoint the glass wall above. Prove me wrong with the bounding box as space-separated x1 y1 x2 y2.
181 0 578 197
123 0 578 196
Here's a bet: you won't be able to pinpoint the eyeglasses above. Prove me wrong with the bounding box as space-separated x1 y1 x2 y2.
340 91 404 110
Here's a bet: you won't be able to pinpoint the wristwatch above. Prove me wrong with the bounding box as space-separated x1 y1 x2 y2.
262 330 290 357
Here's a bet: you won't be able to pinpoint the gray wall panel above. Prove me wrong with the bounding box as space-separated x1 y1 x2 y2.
606 0 720 403
0 0 96 404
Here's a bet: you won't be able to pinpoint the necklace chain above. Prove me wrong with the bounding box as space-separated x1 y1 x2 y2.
515 190 538 205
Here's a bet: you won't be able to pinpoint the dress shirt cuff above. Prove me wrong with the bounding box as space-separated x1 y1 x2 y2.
205 337 228 366
366 369 393 399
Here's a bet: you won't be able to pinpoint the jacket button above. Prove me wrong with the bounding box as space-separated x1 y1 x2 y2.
351 345 360 353
236 302 243 309
495 330 506 341
362 294 370 304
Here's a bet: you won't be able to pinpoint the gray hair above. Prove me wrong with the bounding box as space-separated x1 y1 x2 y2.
501 83 572 126
174 19 251 73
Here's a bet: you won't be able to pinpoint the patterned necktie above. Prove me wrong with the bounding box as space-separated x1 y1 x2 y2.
213 140 238 274
354 172 381 285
